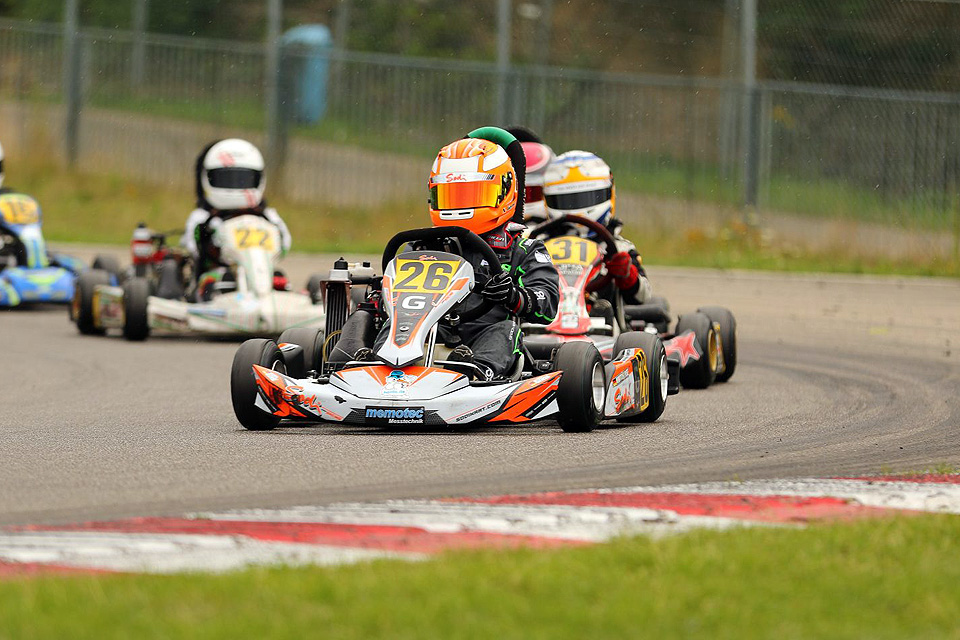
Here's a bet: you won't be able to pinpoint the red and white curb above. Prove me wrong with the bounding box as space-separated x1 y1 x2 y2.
2 475 958 577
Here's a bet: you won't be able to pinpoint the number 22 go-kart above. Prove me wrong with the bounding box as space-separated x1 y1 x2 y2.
525 214 737 390
230 227 671 433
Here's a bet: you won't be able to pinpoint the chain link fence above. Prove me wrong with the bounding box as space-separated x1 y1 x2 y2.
0 15 957 259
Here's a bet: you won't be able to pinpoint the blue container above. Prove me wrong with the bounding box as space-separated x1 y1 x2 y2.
281 24 333 124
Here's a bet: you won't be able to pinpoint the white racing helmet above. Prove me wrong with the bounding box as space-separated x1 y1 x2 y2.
0 140 5 189
200 138 265 211
544 150 615 226
520 141 554 222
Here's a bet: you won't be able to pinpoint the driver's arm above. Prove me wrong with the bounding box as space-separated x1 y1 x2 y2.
263 207 292 255
514 238 560 324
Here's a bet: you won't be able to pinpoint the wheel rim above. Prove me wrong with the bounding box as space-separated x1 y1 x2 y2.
590 361 605 410
271 358 286 375
707 329 718 372
658 353 668 400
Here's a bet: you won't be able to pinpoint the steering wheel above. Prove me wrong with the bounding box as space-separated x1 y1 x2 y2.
527 214 620 292
381 226 499 324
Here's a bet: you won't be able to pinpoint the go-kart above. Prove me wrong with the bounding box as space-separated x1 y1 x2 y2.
526 214 736 390
71 214 373 340
230 227 670 433
0 193 89 307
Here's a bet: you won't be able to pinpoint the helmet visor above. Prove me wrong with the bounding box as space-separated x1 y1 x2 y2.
429 178 501 211
207 168 262 189
545 187 612 211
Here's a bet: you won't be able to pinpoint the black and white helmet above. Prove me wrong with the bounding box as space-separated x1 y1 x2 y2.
0 140 5 189
199 138 265 211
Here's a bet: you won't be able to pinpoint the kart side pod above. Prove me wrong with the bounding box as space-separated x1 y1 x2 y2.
666 354 681 395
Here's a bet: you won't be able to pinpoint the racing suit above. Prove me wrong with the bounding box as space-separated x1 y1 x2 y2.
181 205 292 276
374 225 560 378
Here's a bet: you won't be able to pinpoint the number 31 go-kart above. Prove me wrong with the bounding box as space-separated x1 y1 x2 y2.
0 193 89 307
72 214 373 340
525 214 736 390
230 227 671 433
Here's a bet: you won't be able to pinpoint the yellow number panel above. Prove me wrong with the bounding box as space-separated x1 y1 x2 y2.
544 236 599 265
392 259 459 293
0 194 41 226
232 226 275 252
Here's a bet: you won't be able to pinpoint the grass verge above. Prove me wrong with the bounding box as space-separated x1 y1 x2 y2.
10 162 960 278
2 515 959 639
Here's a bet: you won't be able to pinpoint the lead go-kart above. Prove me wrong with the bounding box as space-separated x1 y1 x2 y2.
230 227 673 433
0 192 93 307
525 214 737 390
71 214 374 341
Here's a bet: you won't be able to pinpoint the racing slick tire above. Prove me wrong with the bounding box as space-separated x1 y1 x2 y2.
122 277 151 341
553 341 606 433
277 327 325 377
613 331 668 423
698 306 737 382
92 254 123 284
231 339 285 431
675 312 718 389
72 269 110 335
306 274 323 305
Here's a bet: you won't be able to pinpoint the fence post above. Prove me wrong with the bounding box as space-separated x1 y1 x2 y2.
265 0 285 183
496 0 512 124
739 0 760 213
63 0 81 168
130 0 149 89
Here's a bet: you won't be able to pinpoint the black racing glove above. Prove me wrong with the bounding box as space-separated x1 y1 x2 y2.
482 271 527 315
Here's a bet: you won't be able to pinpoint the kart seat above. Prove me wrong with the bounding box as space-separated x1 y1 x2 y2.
623 303 671 325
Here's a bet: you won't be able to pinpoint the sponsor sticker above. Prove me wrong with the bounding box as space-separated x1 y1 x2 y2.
365 407 425 425
382 370 415 397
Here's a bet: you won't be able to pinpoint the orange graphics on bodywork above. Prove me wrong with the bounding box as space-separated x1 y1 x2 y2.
491 372 562 423
253 365 323 418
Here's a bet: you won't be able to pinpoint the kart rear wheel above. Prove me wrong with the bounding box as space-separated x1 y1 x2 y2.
277 327 325 377
675 312 718 389
613 331 668 423
698 306 737 382
231 339 285 431
122 277 151 341
92 254 123 284
72 269 110 335
553 341 605 433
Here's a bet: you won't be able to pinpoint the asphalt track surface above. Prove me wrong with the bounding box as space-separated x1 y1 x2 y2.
1 247 958 526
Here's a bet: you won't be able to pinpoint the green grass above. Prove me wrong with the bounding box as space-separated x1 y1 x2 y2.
10 161 959 277
2 515 960 639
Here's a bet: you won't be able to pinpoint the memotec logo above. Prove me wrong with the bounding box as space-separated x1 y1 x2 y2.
365 407 425 424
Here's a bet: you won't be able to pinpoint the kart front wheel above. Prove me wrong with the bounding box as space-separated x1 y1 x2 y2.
698 306 737 382
675 312 718 389
92 254 123 284
72 269 110 335
614 331 668 423
553 341 605 433
231 339 285 431
122 277 150 341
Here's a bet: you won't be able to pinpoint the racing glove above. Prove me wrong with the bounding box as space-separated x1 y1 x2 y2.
482 271 528 315
606 251 639 290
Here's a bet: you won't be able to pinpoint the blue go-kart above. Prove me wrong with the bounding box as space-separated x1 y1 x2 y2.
0 192 95 308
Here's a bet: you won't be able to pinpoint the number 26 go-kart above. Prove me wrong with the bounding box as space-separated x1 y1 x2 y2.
230 227 671 433
525 214 736 390
72 214 372 341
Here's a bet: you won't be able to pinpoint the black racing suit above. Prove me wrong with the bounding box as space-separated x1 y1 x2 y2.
375 228 560 377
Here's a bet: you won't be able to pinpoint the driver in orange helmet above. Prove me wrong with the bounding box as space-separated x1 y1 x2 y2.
367 127 560 380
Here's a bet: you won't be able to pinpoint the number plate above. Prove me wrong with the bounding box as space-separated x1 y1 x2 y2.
232 226 275 251
544 236 599 265
392 259 460 293
0 194 41 226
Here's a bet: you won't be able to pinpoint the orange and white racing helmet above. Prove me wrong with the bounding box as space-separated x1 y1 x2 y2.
544 150 615 226
428 138 518 235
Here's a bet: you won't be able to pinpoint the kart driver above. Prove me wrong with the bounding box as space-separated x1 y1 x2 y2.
505 126 555 226
181 138 292 291
365 127 560 381
542 150 652 305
